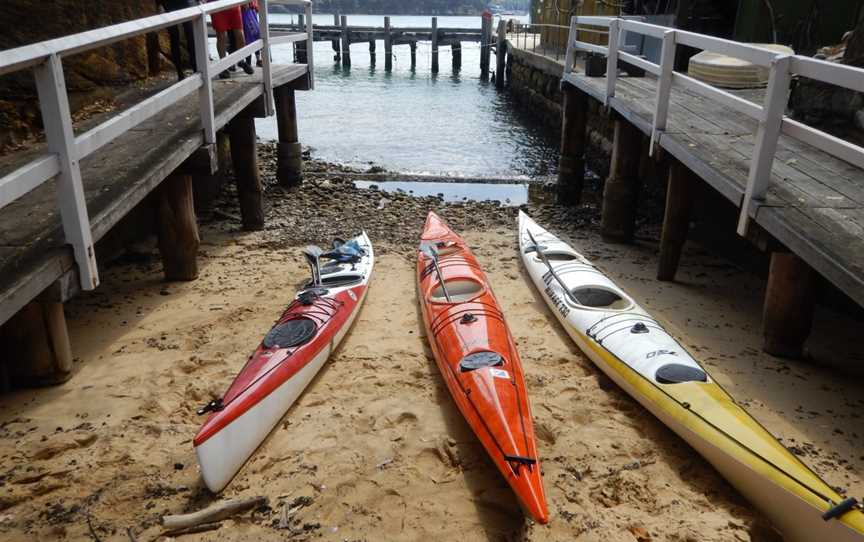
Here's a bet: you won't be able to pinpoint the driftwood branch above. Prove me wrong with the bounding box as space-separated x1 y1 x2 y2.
161 496 267 531
163 521 223 537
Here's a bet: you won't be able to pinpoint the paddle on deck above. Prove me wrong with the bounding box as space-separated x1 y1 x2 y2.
420 242 452 302
526 229 581 305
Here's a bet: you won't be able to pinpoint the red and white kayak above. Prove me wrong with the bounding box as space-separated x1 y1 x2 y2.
194 232 374 492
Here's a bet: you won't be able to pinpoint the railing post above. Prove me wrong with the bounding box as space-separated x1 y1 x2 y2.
737 54 792 235
604 18 620 105
651 29 676 156
259 0 274 115
192 12 216 144
34 54 99 291
563 16 578 75
305 2 314 89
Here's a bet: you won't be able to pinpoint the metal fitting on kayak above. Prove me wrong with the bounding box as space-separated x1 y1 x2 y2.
197 398 224 416
823 497 861 521
460 313 477 324
631 322 649 334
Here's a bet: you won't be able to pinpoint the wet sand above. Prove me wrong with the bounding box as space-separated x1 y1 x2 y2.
0 161 862 541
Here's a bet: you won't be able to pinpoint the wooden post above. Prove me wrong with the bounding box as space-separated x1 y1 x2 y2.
480 15 492 80
601 118 643 243
431 17 439 74
763 252 816 359
369 39 376 67
227 111 265 230
384 17 393 71
0 301 74 386
452 41 462 72
409 41 417 69
274 85 302 187
496 19 507 88
158 174 200 280
332 14 341 62
340 15 351 67
295 14 307 64
558 84 588 204
657 161 694 281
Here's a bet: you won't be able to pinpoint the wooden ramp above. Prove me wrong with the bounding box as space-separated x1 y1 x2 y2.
563 70 864 309
0 64 306 327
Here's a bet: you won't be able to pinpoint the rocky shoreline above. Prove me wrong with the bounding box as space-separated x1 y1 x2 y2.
203 142 632 255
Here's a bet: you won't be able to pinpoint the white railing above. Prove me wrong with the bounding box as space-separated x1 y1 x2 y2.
0 0 313 291
563 16 864 236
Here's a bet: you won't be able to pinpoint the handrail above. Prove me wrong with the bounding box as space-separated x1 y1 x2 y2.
564 15 864 236
0 0 314 292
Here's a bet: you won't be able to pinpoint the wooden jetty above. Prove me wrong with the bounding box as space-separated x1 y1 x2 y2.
546 16 864 358
0 0 314 386
270 14 495 76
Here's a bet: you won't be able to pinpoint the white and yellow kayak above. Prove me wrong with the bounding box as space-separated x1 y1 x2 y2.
518 211 864 541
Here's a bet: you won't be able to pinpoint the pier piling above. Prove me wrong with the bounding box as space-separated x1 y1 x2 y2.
341 15 351 67
763 252 816 359
157 174 200 281
657 161 694 281
296 14 307 64
275 85 303 187
431 17 439 74
228 109 265 230
332 14 341 61
495 19 506 88
480 15 492 80
452 41 462 71
410 42 417 69
384 17 393 71
0 301 73 386
601 118 642 243
369 39 376 66
557 84 588 204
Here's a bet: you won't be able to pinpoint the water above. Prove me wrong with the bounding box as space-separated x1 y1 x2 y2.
353 180 529 205
256 14 560 178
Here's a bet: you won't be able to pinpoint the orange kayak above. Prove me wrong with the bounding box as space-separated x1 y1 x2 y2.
416 212 548 524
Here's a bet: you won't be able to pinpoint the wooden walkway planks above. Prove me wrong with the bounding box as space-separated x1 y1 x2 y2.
0 63 307 326
563 70 864 307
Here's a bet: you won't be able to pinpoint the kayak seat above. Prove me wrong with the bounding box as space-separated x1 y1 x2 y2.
655 363 708 384
571 286 631 310
460 351 504 372
431 278 484 303
263 317 317 349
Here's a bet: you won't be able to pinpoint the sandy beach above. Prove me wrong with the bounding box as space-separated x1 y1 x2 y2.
0 154 862 541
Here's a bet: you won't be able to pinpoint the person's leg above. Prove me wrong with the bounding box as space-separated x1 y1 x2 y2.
168 25 184 79
216 31 230 78
182 21 197 73
233 28 254 74
227 30 238 71
241 8 253 66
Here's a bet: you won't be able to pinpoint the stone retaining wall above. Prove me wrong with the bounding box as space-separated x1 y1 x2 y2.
506 44 615 178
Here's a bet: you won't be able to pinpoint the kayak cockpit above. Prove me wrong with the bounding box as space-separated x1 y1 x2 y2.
568 285 633 311
459 351 504 372
430 277 485 303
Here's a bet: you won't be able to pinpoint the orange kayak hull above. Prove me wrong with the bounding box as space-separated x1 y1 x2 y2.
416 212 549 524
